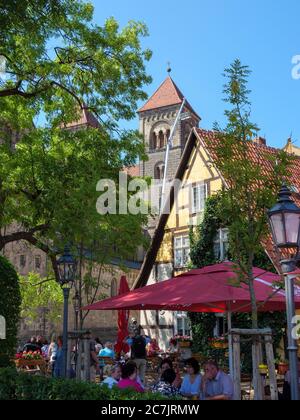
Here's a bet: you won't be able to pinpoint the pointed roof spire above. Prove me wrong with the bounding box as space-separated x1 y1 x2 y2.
138 77 200 119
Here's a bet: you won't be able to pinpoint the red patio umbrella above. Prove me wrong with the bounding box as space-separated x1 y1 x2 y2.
83 262 300 313
114 276 130 356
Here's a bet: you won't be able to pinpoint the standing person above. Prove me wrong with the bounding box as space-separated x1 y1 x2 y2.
95 338 103 354
48 334 58 375
126 330 150 384
180 358 202 399
53 336 64 378
36 336 44 350
87 331 101 382
41 340 49 356
200 360 234 401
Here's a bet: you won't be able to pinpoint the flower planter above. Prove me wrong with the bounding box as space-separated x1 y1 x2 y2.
210 341 228 349
15 359 46 369
179 341 192 348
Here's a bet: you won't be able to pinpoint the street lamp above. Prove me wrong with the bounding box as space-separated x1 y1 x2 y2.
57 246 77 378
268 185 300 401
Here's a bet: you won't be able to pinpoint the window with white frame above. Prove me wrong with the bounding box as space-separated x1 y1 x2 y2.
192 183 208 214
174 236 190 268
175 312 191 336
214 228 229 261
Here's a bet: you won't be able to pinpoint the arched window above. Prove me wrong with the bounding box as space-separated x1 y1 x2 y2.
111 278 118 297
166 129 171 144
159 130 165 149
154 162 165 180
151 132 157 150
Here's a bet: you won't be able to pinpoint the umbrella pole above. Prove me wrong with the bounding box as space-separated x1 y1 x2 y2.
227 309 234 378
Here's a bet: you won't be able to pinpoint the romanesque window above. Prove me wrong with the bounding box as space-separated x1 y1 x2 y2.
20 255 26 268
159 130 165 149
111 278 118 297
166 129 171 144
35 255 41 270
154 162 165 180
151 132 157 150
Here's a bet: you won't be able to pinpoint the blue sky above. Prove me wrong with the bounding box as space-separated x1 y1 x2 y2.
91 0 300 149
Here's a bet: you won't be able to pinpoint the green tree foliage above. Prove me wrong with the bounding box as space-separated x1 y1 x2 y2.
0 256 21 367
19 274 63 328
209 59 293 328
0 1 152 279
189 194 223 269
189 194 286 372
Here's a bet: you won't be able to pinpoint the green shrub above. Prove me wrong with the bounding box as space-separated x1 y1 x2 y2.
0 256 21 367
0 368 181 400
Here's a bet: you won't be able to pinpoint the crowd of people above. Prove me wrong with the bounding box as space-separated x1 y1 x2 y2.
20 331 300 400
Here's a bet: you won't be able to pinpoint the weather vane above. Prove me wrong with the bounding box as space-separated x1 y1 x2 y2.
167 62 172 74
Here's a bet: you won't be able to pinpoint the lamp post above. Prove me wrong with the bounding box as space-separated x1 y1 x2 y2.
268 185 300 401
57 246 77 378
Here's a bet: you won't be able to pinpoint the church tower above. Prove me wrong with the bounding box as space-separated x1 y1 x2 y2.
138 76 201 181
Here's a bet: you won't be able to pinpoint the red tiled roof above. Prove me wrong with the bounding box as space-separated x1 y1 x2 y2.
124 165 140 177
195 128 300 274
64 108 100 129
195 128 300 195
135 128 300 288
138 76 200 119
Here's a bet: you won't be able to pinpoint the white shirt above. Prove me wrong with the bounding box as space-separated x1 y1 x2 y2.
101 377 118 389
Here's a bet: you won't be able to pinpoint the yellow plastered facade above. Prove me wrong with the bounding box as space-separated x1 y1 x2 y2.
156 137 223 269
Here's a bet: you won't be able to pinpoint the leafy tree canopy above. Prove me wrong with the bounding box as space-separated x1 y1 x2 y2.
0 1 152 275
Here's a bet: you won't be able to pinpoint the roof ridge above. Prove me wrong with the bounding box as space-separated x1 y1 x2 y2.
139 76 200 119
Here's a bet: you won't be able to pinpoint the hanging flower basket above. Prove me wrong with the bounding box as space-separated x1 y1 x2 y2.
179 341 192 348
209 337 228 349
170 335 193 348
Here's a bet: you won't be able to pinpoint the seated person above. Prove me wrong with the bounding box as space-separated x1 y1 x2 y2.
151 369 181 398
158 359 182 389
117 361 144 393
101 364 122 389
201 360 234 401
147 339 161 357
22 337 42 353
180 358 202 399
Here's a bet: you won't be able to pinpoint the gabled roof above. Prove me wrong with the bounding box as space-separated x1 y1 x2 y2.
284 137 300 156
138 76 200 120
64 108 100 129
123 165 140 177
134 128 300 289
